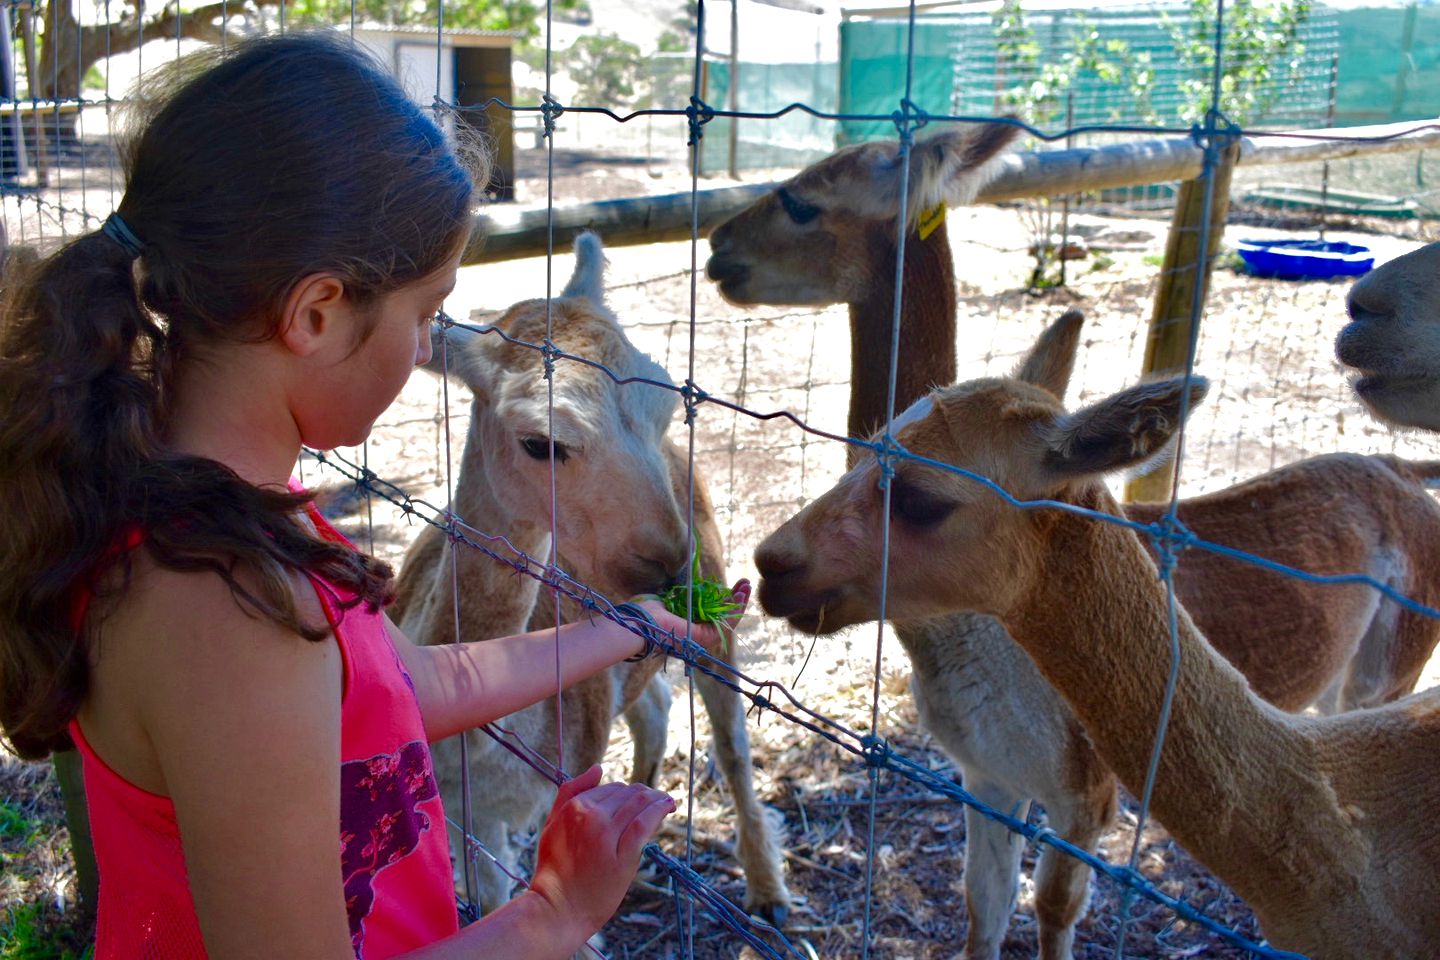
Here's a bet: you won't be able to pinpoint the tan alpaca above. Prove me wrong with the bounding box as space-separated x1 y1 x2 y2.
705 119 1022 444
745 306 1440 958
392 233 788 923
1336 239 1440 431
755 314 1440 959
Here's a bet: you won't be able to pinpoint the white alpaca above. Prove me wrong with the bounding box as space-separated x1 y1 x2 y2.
393 232 789 923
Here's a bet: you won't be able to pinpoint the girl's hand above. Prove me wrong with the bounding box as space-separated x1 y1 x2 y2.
529 765 675 943
642 578 750 657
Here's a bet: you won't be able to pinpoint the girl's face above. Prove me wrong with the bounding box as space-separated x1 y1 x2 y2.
299 250 461 451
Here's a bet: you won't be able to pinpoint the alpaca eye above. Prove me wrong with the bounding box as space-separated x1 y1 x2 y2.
519 436 570 464
777 187 821 225
889 478 955 528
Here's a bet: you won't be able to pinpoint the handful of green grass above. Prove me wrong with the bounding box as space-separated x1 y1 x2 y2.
657 544 740 651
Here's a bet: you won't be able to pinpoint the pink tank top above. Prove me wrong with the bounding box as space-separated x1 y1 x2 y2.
69 487 460 958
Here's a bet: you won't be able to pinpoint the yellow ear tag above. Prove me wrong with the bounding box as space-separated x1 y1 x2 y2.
917 203 946 241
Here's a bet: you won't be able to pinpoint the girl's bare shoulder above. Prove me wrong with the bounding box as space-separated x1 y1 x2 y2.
85 550 341 793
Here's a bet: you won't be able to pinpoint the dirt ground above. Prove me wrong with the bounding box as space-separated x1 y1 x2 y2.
5 132 1440 959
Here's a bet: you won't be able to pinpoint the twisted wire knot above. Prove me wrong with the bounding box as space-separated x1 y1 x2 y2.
686 96 715 146
1190 108 1241 151
860 733 891 768
877 433 900 485
1147 513 1197 581
891 98 930 144
681 379 708 426
540 93 564 137
540 338 559 380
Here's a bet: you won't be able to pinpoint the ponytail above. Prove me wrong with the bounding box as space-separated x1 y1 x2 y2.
0 229 167 758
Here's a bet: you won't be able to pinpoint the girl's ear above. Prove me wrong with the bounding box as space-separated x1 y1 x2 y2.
277 273 349 358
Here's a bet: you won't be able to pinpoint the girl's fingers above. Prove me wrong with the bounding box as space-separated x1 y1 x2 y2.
618 793 677 857
555 764 603 807
602 786 672 854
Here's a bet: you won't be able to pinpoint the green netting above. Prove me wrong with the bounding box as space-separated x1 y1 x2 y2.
837 20 961 144
704 2 1435 205
838 4 1342 140
700 59 838 174
1332 5 1440 124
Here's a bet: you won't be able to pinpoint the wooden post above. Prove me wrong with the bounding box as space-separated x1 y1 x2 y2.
727 0 739 180
17 2 46 187
1124 136 1240 503
53 750 99 916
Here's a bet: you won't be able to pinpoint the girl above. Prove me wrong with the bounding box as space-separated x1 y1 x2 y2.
0 33 742 959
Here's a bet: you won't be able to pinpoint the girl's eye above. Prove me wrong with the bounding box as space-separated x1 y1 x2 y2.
777 187 822 225
519 436 570 464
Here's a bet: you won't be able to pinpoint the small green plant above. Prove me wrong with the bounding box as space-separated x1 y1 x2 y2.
0 801 38 844
657 544 740 650
0 901 93 960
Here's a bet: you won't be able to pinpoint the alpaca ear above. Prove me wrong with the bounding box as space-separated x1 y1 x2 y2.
850 119 1023 222
421 322 477 380
907 118 1024 209
560 230 607 305
421 316 497 402
1041 377 1209 479
1014 308 1085 399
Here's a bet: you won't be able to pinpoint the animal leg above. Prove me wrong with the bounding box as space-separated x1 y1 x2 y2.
465 815 518 917
624 673 672 788
1342 608 1435 711
432 730 523 916
695 667 791 925
961 776 1029 960
1339 601 1407 711
1031 777 1116 960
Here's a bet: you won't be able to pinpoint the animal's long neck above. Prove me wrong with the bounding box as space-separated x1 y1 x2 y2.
848 227 956 442
1003 486 1354 906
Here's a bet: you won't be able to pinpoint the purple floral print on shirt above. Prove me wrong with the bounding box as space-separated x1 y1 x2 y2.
339 740 440 955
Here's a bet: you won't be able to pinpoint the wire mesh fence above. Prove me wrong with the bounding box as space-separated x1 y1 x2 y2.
5 0 1440 957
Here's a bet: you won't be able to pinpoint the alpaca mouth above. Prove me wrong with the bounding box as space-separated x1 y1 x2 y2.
785 607 847 636
1353 372 1430 397
758 582 848 635
704 257 750 293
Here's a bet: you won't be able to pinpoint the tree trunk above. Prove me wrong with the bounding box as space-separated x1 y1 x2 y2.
33 0 279 143
34 0 81 142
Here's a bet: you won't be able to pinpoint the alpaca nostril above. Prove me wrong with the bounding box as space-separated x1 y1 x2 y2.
754 544 802 583
708 224 732 254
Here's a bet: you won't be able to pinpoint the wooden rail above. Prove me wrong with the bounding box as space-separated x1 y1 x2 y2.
465 119 1440 264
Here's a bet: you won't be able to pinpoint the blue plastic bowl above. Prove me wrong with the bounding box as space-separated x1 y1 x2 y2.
1235 239 1375 280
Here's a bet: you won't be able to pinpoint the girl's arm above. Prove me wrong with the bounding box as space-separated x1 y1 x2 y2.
390 583 748 743
136 566 675 960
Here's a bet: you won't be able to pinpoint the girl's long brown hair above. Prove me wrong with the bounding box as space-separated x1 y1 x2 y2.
0 34 482 759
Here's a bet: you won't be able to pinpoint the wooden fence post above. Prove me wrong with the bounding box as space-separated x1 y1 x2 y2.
1124 136 1241 503
53 749 99 916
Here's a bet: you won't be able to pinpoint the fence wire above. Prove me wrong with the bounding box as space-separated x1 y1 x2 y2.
4 0 1439 958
